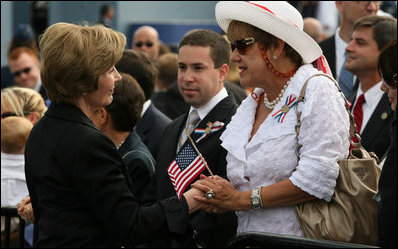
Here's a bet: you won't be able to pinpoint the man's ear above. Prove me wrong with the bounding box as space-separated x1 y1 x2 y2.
218 63 230 83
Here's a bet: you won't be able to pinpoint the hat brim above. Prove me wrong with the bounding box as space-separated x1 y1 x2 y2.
216 1 322 64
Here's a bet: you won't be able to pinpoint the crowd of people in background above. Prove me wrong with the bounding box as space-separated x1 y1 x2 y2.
1 1 396 248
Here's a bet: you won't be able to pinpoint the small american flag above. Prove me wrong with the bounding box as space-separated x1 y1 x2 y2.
168 142 206 199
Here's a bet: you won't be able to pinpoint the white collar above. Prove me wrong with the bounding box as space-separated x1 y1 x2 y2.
355 81 384 106
189 87 228 120
141 99 151 117
34 78 42 92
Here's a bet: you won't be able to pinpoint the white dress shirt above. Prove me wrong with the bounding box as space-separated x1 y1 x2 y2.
188 87 228 121
354 81 384 134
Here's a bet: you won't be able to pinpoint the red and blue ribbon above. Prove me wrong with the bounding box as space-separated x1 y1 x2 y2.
194 121 224 143
271 94 297 123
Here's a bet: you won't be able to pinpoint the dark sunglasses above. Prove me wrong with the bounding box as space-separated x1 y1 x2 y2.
135 41 153 48
1 111 31 119
12 67 32 77
230 38 255 55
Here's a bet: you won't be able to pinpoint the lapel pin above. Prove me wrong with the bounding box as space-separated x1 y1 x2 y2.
381 112 388 120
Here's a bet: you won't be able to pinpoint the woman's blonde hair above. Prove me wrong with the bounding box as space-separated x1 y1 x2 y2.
39 22 126 104
1 86 47 119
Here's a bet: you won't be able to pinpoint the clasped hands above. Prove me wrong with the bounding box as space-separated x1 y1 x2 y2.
17 196 35 222
190 174 240 214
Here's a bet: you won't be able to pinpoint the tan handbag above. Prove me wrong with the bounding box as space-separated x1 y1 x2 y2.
294 74 381 245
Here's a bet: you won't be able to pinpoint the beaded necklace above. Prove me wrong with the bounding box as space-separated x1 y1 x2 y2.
249 77 292 109
263 78 291 109
116 140 125 150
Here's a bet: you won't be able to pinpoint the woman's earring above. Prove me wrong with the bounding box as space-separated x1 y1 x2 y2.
273 55 277 60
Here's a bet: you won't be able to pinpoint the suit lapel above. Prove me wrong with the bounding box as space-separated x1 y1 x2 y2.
190 95 235 145
361 93 393 146
136 104 154 137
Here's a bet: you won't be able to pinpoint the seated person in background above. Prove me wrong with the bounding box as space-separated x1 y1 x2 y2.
1 86 46 246
1 117 33 240
91 73 155 204
1 86 47 125
152 52 178 115
7 47 48 102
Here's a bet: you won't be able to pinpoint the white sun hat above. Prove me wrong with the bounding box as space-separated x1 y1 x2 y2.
215 1 323 64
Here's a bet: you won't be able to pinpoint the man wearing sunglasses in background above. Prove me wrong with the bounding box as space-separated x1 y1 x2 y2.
7 46 48 101
132 25 160 61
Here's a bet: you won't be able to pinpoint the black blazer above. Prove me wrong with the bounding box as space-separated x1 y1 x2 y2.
348 92 393 159
149 95 238 247
377 108 397 247
136 103 171 159
118 129 156 205
25 103 190 248
319 35 359 94
319 35 337 78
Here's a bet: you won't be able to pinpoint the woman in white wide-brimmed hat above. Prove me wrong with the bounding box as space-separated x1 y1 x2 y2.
192 1 350 236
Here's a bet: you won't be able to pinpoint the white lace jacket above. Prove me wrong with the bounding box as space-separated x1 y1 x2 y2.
220 64 350 236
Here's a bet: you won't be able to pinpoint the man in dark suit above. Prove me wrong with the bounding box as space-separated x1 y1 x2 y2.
345 15 396 159
116 50 171 159
146 29 238 248
319 1 379 97
164 80 247 120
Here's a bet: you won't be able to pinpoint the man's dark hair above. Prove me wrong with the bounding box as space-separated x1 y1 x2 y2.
178 29 230 68
105 73 145 132
354 15 397 51
116 49 158 100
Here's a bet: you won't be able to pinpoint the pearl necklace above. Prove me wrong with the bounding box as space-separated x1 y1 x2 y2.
263 78 291 109
116 140 125 150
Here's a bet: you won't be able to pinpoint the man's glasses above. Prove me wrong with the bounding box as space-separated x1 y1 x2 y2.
12 67 32 77
1 111 31 119
382 74 397 90
134 41 153 48
230 38 255 55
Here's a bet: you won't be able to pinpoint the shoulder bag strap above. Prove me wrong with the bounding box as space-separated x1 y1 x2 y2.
295 73 360 159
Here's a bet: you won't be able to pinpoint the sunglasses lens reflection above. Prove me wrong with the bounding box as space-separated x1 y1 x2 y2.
12 67 32 77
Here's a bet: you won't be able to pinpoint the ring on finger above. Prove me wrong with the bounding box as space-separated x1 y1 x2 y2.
205 188 215 199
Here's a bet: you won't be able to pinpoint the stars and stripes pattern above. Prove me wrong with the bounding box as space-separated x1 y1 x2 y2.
168 142 206 199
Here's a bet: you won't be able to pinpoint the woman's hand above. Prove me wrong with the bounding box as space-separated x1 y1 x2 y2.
191 174 250 211
17 196 35 222
183 187 207 214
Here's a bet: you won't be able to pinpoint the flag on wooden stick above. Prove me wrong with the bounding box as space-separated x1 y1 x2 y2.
167 142 206 199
